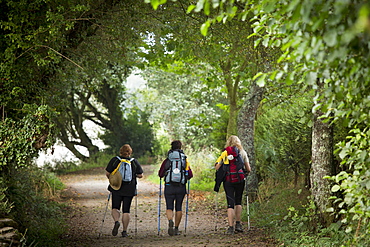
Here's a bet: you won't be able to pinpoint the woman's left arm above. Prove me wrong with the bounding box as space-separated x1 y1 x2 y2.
134 159 144 178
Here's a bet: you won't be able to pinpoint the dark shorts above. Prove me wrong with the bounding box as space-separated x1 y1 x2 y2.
223 180 245 209
164 184 186 211
111 193 134 213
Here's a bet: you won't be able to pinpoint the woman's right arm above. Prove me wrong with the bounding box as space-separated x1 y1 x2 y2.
158 159 168 178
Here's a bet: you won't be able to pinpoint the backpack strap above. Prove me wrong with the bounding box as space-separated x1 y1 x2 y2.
111 156 123 175
130 158 136 173
112 157 135 175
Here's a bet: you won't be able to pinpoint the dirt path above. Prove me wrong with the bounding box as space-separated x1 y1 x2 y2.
59 166 276 247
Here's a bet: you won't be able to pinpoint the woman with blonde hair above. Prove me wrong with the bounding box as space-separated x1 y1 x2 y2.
214 135 251 234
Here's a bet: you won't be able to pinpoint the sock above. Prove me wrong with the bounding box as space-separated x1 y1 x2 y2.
236 221 240 224
175 226 179 230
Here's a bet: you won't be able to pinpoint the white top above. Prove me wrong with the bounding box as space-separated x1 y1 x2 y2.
240 149 250 163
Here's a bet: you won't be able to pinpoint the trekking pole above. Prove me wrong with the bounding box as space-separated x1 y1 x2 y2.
184 179 190 235
98 192 111 239
157 178 162 235
245 178 250 230
214 192 218 231
135 189 138 236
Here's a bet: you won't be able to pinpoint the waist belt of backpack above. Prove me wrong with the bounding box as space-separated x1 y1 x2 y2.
165 182 184 186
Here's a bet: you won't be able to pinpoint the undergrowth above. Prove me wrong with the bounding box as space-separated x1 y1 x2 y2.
249 178 370 247
6 166 66 247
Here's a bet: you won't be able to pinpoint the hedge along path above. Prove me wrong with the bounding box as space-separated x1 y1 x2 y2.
59 166 276 247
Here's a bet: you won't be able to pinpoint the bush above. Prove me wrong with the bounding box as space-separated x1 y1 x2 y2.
0 181 13 218
7 167 66 247
249 177 370 247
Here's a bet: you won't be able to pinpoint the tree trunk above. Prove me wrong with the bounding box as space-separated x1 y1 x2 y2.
94 79 127 152
238 82 265 201
221 59 238 138
310 109 334 226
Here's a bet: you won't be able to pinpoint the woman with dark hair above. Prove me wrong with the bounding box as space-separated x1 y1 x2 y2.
158 140 193 236
105 144 143 237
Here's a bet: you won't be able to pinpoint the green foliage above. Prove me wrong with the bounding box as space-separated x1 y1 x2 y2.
0 104 57 171
326 127 370 245
186 149 217 191
100 104 155 157
122 108 156 157
6 167 66 247
250 179 310 227
0 178 13 217
0 0 90 120
151 134 171 158
275 197 366 246
255 97 312 182
143 0 266 138
141 67 224 150
250 179 364 246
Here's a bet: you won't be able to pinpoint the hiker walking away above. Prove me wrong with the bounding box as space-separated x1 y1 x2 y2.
214 135 251 235
158 140 193 236
105 144 143 237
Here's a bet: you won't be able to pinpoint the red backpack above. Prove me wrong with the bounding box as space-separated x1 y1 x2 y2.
225 146 245 183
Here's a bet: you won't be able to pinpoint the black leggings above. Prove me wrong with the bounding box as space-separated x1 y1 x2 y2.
223 180 245 209
111 193 133 213
164 184 186 211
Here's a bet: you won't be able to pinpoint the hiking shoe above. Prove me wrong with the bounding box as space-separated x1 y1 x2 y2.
121 231 128 237
112 221 120 236
226 226 234 235
174 228 181 235
168 220 174 236
235 222 243 232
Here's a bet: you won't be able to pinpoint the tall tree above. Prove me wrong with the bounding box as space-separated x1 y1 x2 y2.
310 108 334 226
144 0 265 139
238 82 265 200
